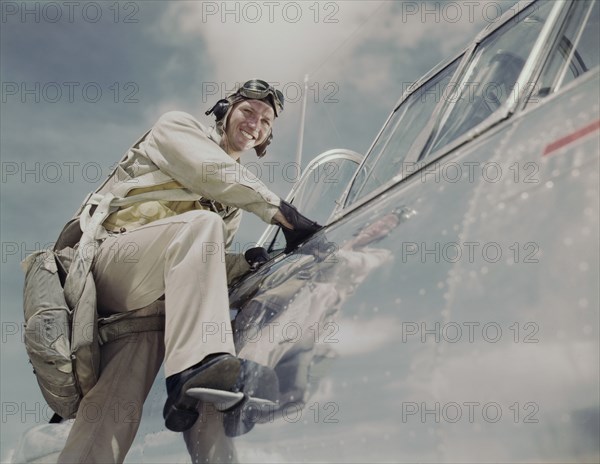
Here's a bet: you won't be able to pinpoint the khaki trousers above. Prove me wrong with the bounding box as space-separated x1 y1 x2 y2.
93 209 236 377
58 210 238 463
57 331 237 464
57 331 164 464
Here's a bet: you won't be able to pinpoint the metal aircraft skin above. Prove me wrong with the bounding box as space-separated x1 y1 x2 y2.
13 0 599 462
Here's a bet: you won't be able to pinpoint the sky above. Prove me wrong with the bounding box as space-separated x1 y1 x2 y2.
0 0 521 460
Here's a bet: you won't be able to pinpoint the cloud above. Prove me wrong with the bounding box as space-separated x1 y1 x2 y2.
161 1 380 84
334 315 400 356
126 429 187 462
9 422 73 464
389 341 599 408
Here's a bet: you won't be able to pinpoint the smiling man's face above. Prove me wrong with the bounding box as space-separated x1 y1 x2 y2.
222 99 275 158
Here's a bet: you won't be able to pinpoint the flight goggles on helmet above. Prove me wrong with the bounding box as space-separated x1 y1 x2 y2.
206 79 284 120
236 79 284 116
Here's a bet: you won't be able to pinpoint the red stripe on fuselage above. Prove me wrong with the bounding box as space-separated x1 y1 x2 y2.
543 119 600 156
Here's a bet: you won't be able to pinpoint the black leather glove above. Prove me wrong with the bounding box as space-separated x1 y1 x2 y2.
244 247 270 271
277 200 321 253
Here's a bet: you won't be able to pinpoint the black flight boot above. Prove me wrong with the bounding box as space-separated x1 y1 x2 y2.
163 354 241 432
163 354 279 433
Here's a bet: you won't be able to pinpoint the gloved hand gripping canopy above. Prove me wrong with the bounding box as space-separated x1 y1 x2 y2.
277 200 322 253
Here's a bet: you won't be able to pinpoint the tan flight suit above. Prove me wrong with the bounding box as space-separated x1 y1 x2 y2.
57 111 280 463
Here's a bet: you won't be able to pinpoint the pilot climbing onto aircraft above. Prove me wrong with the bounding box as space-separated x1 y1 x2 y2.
55 79 320 463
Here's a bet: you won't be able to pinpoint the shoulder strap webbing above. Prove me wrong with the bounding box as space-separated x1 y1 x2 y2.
79 188 201 238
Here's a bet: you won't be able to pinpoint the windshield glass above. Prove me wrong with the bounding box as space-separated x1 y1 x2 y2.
422 0 554 157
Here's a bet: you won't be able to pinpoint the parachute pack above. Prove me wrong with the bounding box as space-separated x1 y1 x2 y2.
21 130 200 420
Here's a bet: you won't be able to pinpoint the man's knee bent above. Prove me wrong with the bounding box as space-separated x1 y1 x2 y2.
179 210 227 239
